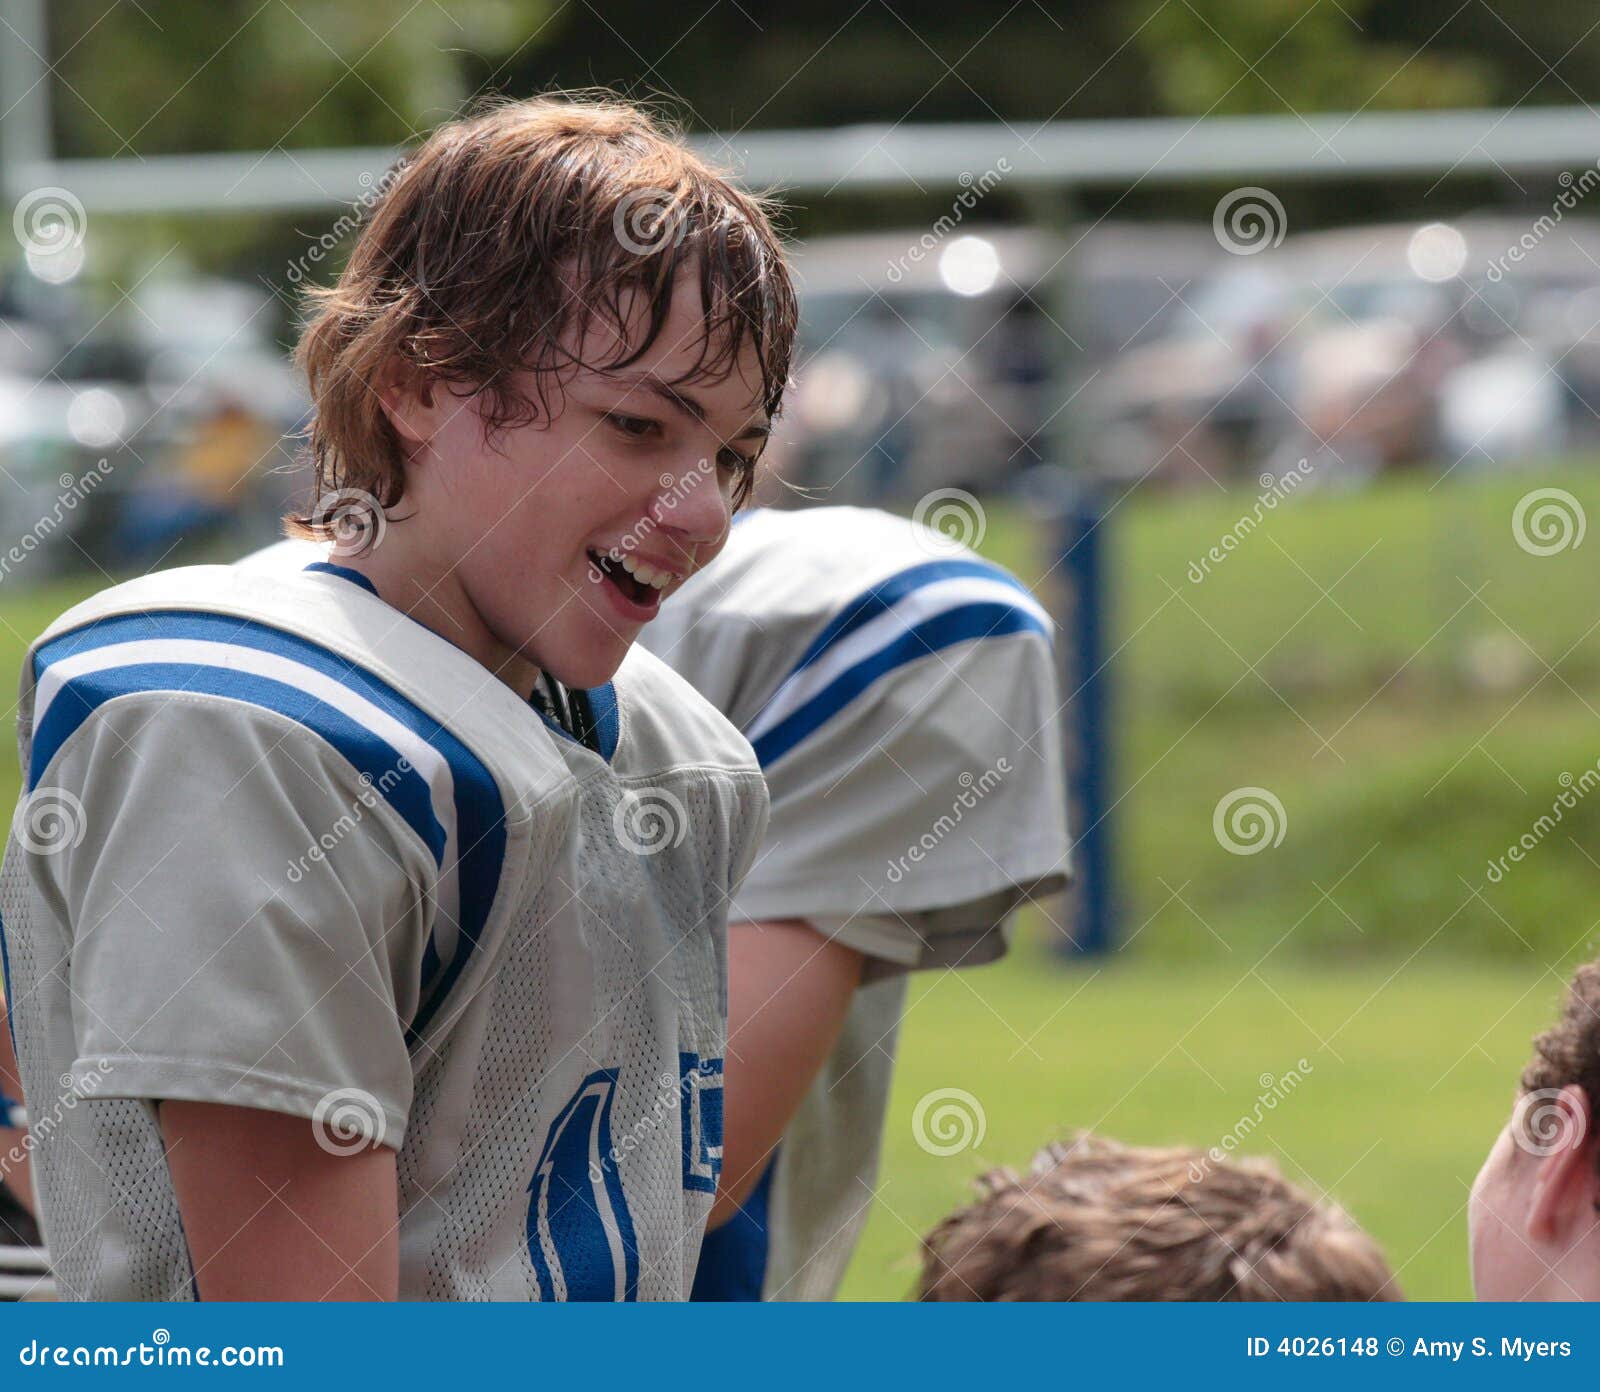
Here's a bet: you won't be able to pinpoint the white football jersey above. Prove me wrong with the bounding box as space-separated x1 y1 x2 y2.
0 558 767 1300
637 505 1072 1300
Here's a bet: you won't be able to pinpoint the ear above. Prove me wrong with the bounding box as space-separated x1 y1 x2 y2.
376 356 439 449
1527 1084 1599 1242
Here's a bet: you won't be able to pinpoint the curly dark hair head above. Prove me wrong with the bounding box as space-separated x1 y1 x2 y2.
1519 961 1600 1157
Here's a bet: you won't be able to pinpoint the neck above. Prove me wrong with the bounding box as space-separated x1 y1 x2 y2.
340 538 541 702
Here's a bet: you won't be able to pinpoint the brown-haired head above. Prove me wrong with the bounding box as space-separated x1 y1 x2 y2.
918 1132 1400 1302
288 90 798 536
1519 960 1600 1161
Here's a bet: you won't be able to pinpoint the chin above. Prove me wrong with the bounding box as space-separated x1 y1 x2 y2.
542 637 631 692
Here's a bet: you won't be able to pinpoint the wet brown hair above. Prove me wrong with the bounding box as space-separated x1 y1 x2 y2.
289 90 798 535
918 1132 1400 1302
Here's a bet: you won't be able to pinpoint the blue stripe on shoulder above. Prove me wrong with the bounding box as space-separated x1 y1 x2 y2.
33 660 447 861
787 558 1035 680
751 600 1048 768
304 560 379 596
29 609 507 1047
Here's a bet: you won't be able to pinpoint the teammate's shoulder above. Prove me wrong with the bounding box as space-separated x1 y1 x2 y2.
692 505 1042 620
723 503 970 563
609 641 761 780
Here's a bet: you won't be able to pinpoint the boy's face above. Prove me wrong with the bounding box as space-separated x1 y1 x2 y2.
1469 1117 1552 1299
388 264 768 693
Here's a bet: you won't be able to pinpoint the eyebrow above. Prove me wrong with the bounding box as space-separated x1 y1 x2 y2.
615 371 771 441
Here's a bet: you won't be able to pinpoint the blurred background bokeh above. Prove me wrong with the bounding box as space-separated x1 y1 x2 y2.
7 0 1600 1299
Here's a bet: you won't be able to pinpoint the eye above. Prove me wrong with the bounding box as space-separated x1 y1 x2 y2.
606 412 659 439
717 446 758 478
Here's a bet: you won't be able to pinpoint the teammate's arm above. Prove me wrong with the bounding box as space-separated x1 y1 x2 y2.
159 1101 399 1301
0 1003 32 1213
711 919 863 1228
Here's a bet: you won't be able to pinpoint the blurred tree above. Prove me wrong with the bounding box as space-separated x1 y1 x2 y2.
1126 0 1491 116
30 0 1600 294
51 0 550 156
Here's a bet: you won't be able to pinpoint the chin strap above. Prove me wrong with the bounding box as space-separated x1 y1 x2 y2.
529 675 601 755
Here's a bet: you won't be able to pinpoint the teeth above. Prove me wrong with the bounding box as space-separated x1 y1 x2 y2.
618 554 673 590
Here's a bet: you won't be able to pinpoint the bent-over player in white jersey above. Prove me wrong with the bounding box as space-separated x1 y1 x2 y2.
0 94 797 1300
639 504 1072 1299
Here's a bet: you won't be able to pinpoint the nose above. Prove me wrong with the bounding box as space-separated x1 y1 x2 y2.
653 455 732 556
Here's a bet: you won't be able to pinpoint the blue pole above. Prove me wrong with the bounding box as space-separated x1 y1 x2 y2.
1057 488 1115 955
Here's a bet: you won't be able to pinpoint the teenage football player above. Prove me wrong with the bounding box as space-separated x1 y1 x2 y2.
0 93 795 1300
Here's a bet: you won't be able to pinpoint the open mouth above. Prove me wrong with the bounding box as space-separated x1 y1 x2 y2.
588 550 660 610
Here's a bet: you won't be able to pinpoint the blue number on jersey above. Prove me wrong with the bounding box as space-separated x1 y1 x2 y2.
526 1068 641 1301
680 1053 724 1194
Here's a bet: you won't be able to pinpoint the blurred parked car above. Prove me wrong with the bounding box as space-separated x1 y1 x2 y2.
779 222 1221 506
1081 215 1600 487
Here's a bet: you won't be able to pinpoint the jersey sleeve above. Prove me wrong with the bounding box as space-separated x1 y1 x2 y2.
730 588 1072 975
22 692 436 1147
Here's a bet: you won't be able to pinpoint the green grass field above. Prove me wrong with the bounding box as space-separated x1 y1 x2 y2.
839 463 1600 1299
2 466 1598 1300
840 950 1556 1300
